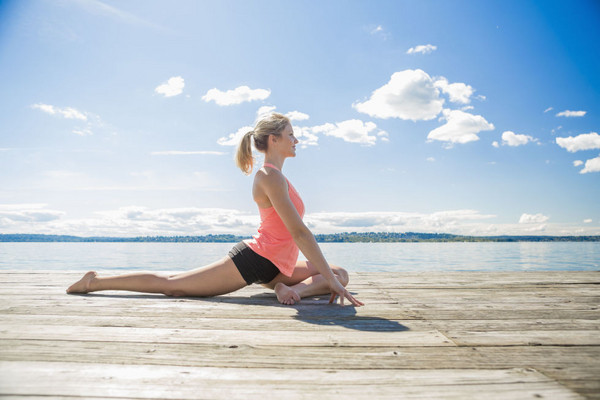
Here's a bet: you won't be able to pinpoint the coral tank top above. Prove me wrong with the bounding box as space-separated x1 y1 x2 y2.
245 162 305 277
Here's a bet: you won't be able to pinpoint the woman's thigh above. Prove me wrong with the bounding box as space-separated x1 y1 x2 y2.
167 256 247 297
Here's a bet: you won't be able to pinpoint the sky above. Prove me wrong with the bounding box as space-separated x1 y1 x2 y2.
1 0 599 237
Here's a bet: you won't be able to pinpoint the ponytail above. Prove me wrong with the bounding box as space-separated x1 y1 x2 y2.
236 131 254 175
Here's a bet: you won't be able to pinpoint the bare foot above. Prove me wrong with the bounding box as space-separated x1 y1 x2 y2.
274 282 301 305
66 271 97 294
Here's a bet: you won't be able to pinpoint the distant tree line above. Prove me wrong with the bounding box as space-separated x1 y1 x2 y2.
1 233 599 243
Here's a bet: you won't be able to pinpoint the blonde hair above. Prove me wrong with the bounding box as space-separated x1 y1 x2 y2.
235 112 290 175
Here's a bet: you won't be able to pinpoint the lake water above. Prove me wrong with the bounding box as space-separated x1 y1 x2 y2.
0 242 598 272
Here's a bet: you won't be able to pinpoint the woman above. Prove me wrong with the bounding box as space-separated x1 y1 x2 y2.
67 113 363 307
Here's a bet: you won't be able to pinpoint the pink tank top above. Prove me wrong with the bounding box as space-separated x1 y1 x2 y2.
245 163 305 277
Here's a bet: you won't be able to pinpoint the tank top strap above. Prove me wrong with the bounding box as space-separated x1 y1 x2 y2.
263 162 280 171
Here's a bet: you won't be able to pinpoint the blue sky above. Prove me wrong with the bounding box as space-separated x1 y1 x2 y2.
1 0 599 237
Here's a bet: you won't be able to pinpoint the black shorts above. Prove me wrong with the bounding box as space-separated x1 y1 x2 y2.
228 241 281 285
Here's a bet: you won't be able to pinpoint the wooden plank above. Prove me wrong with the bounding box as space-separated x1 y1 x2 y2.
3 340 598 371
0 361 584 400
0 324 454 347
0 314 428 332
445 330 600 346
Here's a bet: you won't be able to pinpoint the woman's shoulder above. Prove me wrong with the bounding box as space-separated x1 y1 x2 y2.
254 166 287 192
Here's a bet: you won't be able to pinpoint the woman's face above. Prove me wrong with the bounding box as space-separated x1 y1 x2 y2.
273 123 299 157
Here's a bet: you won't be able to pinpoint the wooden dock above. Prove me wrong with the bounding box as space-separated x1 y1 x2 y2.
0 270 599 399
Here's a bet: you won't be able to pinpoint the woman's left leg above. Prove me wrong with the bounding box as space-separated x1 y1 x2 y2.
264 261 349 304
67 256 247 297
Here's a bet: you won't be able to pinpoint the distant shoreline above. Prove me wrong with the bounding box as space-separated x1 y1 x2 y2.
1 233 599 243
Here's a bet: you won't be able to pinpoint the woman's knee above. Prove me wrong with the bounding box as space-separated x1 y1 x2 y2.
163 277 187 297
332 265 349 287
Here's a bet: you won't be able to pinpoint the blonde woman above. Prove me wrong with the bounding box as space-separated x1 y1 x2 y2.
67 113 363 307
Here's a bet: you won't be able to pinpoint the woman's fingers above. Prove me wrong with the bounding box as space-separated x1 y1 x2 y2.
345 291 364 307
328 288 364 307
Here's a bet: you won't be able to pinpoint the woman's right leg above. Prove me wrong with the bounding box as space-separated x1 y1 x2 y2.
66 256 247 297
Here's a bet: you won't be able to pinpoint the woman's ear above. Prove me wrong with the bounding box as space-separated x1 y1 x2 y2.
268 134 278 146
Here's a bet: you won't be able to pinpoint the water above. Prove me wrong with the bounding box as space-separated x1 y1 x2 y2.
0 242 598 272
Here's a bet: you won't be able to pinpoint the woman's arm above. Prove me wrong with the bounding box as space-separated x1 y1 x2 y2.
259 171 363 306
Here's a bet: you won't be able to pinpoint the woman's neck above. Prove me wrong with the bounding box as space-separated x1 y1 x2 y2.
264 156 284 171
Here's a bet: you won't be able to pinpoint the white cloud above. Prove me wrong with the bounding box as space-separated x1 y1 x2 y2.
3 203 599 236
151 151 226 156
353 69 444 121
501 131 537 147
556 132 600 152
202 85 270 106
406 44 437 55
556 110 586 117
73 127 93 136
580 154 600 174
293 125 319 148
371 25 384 34
573 160 583 167
369 25 390 40
377 131 390 142
311 120 382 146
154 76 185 97
492 141 499 148
286 111 310 121
584 219 592 224
32 103 87 120
544 107 553 113
0 203 65 225
217 126 253 146
427 109 494 144
255 107 309 122
256 105 277 119
434 78 474 104
519 213 549 224
306 209 495 234
426 157 435 162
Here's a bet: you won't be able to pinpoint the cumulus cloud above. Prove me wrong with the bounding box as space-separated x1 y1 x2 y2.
353 69 444 121
519 213 549 224
311 120 383 146
580 154 600 174
406 44 437 55
0 204 65 226
556 110 586 117
255 106 309 122
154 76 185 97
492 141 499 148
150 151 226 156
256 105 277 119
573 160 583 167
202 85 270 106
217 126 253 146
584 219 593 224
4 204 598 237
305 209 495 234
293 125 320 148
434 78 474 104
544 107 553 113
32 103 87 120
501 131 537 147
427 109 494 144
556 132 600 152
286 111 310 121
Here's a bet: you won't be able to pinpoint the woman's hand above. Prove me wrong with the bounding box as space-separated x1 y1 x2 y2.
328 279 364 307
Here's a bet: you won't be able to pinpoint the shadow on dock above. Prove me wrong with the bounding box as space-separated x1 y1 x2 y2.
81 291 408 332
